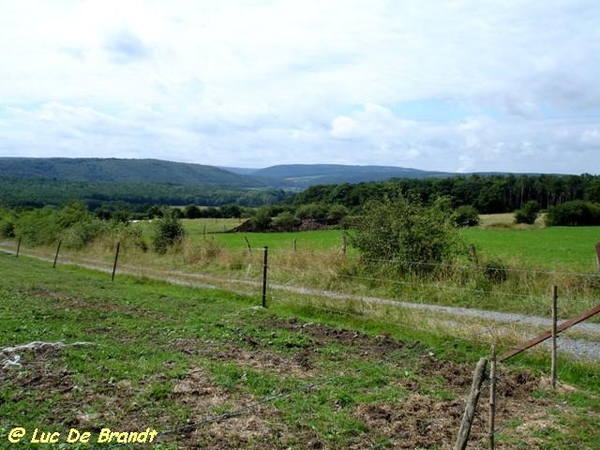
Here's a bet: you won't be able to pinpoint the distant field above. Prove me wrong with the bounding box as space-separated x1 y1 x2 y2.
132 216 600 272
461 225 600 272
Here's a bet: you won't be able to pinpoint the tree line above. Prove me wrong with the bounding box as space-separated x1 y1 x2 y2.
292 173 600 214
0 177 290 211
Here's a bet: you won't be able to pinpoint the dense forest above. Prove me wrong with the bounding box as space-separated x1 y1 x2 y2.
292 173 600 214
0 177 289 211
1 172 600 220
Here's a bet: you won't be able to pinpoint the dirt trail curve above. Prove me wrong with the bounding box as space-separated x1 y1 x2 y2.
2 244 600 361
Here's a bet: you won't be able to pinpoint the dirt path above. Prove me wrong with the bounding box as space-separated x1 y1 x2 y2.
2 244 599 361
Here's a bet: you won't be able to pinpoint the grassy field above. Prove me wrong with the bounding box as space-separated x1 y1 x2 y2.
463 215 600 272
163 217 600 272
82 216 600 321
1 253 599 449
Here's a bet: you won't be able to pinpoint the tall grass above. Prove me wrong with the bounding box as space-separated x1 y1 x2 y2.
8 216 600 322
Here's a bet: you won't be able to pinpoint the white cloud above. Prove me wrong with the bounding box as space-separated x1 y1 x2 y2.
0 0 599 174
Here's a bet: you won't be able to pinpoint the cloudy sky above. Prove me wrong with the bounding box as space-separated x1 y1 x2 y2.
1 0 599 173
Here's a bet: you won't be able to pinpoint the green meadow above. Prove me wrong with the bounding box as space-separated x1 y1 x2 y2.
168 217 600 273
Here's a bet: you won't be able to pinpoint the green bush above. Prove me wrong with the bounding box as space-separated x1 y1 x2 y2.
326 204 350 225
15 207 62 246
61 219 107 249
272 211 301 231
0 220 15 238
545 200 600 226
251 207 272 231
453 205 480 227
296 203 328 221
514 200 540 225
152 208 186 254
481 257 508 283
351 196 465 274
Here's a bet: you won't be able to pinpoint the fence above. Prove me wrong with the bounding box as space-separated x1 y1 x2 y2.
2 238 600 448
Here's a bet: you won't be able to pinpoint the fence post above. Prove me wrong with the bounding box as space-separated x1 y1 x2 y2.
551 285 558 389
53 240 62 269
469 244 478 265
244 236 252 255
16 237 22 258
489 346 497 450
341 234 347 255
262 246 268 308
111 242 121 282
454 357 488 450
595 242 600 271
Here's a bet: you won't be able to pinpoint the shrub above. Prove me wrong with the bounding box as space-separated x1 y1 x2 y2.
15 207 62 246
0 219 15 238
481 257 508 283
152 208 186 254
326 204 350 225
514 200 540 225
251 207 272 232
296 203 328 221
545 200 600 226
61 219 107 249
351 196 465 274
184 204 202 219
272 211 301 231
453 205 480 227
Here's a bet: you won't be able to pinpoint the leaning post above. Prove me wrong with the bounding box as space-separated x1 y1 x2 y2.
111 242 121 282
454 357 488 450
53 240 62 269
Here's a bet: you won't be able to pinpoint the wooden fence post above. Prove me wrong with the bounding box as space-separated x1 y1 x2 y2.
262 246 268 308
551 285 558 389
469 244 478 265
16 237 22 258
53 240 62 269
489 347 497 450
454 357 488 450
595 242 600 271
111 242 121 282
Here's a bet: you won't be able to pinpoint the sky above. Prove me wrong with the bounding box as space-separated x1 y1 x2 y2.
1 0 600 174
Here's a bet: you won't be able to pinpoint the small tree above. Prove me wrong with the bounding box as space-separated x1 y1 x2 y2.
514 200 540 225
152 208 186 254
272 211 301 231
184 204 202 219
351 196 464 274
251 207 272 231
326 204 350 225
545 200 600 226
453 205 480 227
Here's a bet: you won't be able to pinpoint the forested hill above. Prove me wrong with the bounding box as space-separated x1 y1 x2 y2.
226 164 452 187
0 157 264 188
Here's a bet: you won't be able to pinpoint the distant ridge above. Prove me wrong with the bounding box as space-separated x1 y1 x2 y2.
0 158 459 190
0 157 264 188
243 163 453 187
